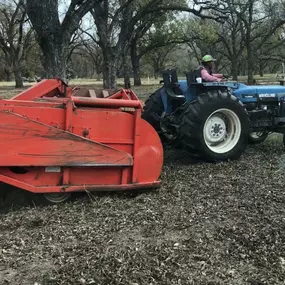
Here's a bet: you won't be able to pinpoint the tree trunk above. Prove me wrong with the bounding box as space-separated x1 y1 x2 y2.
246 1 254 84
83 60 88 78
41 43 67 80
133 65 141 86
130 42 141 86
246 41 254 83
5 69 12 82
247 59 254 83
26 0 93 82
102 49 118 89
26 0 67 80
122 53 131 89
152 59 160 80
259 61 264 77
14 69 23 88
231 57 239 80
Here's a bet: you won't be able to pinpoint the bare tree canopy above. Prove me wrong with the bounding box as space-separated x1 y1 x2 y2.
26 0 99 80
0 0 283 85
0 0 34 87
87 0 229 88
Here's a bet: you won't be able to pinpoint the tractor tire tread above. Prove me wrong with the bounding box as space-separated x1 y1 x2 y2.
178 89 250 162
141 90 164 132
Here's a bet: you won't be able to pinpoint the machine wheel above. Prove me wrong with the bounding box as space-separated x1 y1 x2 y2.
141 90 164 132
142 90 177 143
43 192 71 204
248 131 269 144
178 89 250 161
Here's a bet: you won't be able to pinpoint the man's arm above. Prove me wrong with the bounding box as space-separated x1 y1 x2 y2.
201 69 222 82
213 73 224 78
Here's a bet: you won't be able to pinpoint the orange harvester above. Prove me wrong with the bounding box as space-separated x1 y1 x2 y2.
0 78 163 195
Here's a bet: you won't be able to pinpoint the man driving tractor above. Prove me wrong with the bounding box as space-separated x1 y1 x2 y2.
198 55 226 82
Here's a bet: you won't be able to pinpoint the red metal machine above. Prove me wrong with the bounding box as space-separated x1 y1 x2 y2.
0 79 163 203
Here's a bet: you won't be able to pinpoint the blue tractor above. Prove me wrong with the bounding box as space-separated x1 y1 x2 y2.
141 69 285 162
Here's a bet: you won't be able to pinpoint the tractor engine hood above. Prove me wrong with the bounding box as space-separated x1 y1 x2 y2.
233 83 285 95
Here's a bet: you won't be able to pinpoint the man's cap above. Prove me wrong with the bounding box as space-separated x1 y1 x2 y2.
202 55 217 62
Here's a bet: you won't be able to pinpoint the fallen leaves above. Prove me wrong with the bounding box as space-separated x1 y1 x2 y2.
0 136 285 284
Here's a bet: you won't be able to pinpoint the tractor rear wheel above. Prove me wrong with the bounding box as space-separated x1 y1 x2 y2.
142 90 177 143
178 89 250 161
141 90 164 132
248 131 269 144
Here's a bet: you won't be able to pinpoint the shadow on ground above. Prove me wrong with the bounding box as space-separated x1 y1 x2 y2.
0 147 202 213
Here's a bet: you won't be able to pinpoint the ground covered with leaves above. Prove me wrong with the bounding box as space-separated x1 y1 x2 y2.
0 136 285 285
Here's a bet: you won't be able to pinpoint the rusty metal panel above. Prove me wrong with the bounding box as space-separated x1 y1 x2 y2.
0 111 133 167
0 79 163 194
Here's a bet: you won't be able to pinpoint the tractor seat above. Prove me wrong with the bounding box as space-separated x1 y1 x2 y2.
186 69 203 86
165 86 185 100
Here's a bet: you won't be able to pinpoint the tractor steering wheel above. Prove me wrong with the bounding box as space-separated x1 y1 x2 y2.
221 75 232 82
223 74 233 80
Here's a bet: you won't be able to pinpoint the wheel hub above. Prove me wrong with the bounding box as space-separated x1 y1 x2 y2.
43 192 71 204
205 116 226 143
202 108 242 154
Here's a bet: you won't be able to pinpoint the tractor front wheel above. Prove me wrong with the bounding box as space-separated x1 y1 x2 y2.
248 131 269 144
178 90 250 161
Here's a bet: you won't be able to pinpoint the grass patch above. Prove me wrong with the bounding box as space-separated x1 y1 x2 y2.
0 73 282 100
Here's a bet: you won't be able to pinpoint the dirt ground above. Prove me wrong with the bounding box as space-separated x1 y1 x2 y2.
0 83 285 284
1 136 285 285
